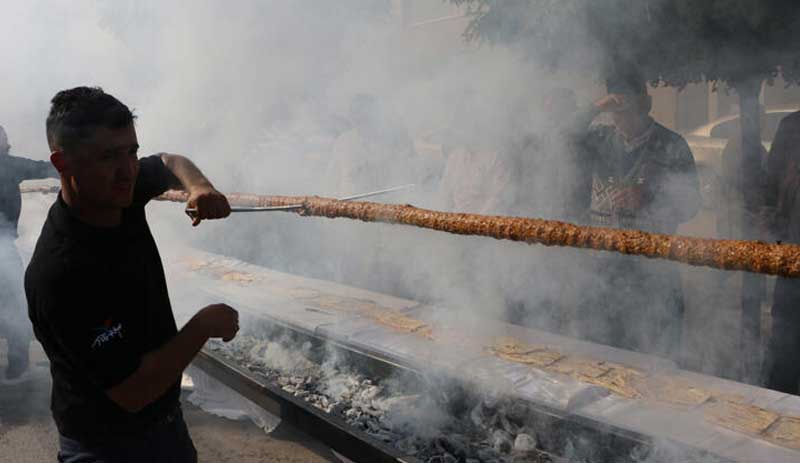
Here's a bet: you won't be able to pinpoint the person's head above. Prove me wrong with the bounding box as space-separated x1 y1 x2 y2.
0 125 9 156
605 71 652 131
47 87 139 210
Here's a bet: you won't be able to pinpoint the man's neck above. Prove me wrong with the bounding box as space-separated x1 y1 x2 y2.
618 116 653 142
61 180 123 227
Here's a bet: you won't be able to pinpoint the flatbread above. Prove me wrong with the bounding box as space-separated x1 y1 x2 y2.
221 271 256 284
297 294 379 314
415 325 434 340
372 311 430 334
494 350 564 368
546 356 610 379
181 256 211 270
490 337 545 355
487 337 563 367
764 416 800 450
644 377 710 407
582 366 646 399
704 399 779 435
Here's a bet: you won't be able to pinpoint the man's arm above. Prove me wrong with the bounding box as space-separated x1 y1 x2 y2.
159 153 231 226
107 303 238 413
559 98 619 221
766 115 800 209
646 138 701 228
31 274 239 414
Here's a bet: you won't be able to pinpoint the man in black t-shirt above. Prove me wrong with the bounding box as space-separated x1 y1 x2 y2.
26 87 238 462
0 124 58 381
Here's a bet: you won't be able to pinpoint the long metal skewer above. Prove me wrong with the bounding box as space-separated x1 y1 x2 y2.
185 184 415 218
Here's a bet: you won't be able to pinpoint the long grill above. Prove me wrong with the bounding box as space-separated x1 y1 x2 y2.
168 249 800 463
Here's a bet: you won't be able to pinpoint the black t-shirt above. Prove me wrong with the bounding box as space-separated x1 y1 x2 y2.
0 154 57 237
26 155 180 443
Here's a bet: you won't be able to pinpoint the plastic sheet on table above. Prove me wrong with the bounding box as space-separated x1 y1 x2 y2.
184 365 281 433
460 356 591 411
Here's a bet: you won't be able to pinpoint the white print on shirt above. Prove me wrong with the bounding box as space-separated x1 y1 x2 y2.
91 323 123 349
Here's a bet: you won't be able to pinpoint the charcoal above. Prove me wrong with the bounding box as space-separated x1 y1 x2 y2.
507 402 530 426
211 329 574 463
366 419 382 433
470 402 489 429
493 429 514 453
439 434 469 459
331 402 348 416
496 412 518 435
395 436 420 455
514 433 538 452
477 447 503 462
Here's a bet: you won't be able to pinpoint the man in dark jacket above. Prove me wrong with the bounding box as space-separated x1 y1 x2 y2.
0 124 58 381
763 110 800 394
568 73 701 359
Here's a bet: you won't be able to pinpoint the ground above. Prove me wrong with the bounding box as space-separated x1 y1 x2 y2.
0 341 338 463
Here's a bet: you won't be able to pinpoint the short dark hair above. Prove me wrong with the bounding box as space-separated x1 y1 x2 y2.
46 86 135 152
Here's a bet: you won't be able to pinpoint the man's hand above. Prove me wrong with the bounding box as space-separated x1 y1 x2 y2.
612 186 645 213
186 186 231 226
192 303 239 342
593 94 632 113
159 154 232 225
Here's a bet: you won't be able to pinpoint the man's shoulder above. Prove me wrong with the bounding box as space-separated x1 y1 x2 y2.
26 218 87 292
651 123 693 156
778 111 800 129
651 122 688 143
27 227 70 287
582 124 617 153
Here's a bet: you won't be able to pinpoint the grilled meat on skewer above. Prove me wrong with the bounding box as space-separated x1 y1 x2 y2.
157 191 800 278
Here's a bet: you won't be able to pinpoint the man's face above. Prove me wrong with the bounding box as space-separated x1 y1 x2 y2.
65 125 140 210
611 94 647 128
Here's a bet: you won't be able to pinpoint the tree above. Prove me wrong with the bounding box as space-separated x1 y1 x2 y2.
450 0 800 381
450 1 800 85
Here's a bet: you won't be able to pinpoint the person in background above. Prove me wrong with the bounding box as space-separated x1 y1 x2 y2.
438 136 516 215
0 124 58 382
763 110 800 395
567 71 701 360
715 108 769 383
26 87 237 461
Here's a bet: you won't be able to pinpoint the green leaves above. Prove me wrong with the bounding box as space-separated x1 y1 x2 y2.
447 0 800 87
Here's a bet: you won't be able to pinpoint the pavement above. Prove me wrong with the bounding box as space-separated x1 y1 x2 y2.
0 340 338 463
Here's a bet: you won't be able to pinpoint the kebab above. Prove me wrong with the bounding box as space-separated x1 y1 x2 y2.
21 185 800 277
158 192 800 278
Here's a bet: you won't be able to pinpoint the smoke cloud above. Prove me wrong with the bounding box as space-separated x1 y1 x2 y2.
5 2 796 461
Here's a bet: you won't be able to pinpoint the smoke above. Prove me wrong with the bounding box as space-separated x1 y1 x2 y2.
5 2 798 461
0 0 736 374
2 1 588 314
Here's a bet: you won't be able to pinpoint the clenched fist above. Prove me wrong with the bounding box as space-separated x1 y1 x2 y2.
193 303 239 342
186 186 231 226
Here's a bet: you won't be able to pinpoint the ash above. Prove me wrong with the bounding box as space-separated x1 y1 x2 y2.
207 333 555 463
205 327 705 463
